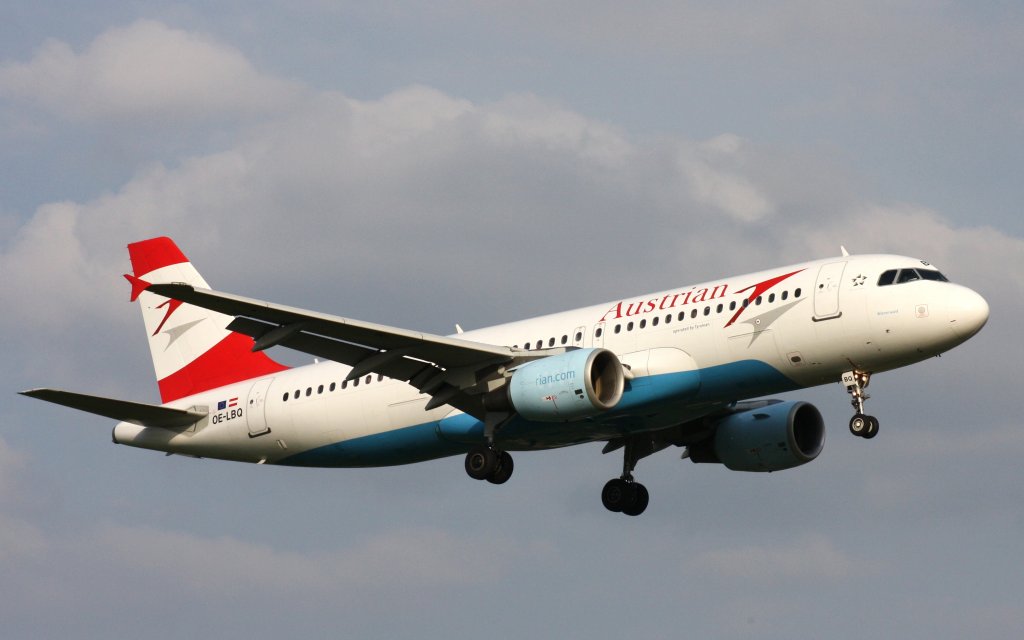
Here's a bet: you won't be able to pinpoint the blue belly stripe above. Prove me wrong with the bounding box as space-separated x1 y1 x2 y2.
277 359 798 468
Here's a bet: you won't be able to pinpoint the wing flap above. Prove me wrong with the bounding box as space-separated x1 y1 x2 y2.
20 389 206 429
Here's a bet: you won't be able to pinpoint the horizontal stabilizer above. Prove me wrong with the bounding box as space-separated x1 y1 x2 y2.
19 389 206 429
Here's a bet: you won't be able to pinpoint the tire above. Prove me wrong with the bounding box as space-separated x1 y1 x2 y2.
863 416 879 439
601 478 629 512
849 414 869 437
487 451 514 484
465 446 498 480
622 483 649 516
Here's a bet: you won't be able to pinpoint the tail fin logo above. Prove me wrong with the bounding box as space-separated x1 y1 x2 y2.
153 298 184 336
125 273 202 347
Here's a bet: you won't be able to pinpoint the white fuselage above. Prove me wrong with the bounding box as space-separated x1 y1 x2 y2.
112 254 989 466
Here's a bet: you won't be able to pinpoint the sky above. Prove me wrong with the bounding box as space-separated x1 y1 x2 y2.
1 2 1022 638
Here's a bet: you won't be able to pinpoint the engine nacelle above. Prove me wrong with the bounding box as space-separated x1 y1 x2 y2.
504 348 625 422
691 401 825 472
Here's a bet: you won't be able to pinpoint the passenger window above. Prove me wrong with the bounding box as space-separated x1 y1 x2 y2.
293 390 299 400
561 335 568 345
877 270 897 286
716 303 723 313
342 380 348 389
742 298 750 308
595 327 604 337
795 288 802 297
575 331 583 342
536 340 543 350
703 306 710 316
366 375 372 384
755 296 763 305
283 393 289 402
691 309 698 319
729 301 737 311
768 293 775 303
317 384 324 394
627 321 634 331
306 387 312 397
897 269 920 284
329 382 336 392
665 314 671 324
781 291 788 301
353 378 359 387
548 337 555 347
615 325 621 334
378 374 384 381
677 312 685 321
639 319 646 329
652 316 659 327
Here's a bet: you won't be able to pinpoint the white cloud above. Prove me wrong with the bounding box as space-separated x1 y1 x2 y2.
0 20 301 121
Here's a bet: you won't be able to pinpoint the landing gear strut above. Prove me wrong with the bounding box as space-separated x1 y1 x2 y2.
842 370 879 439
601 438 649 516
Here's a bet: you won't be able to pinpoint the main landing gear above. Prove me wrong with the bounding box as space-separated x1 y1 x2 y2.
601 439 649 516
465 445 514 484
842 370 879 439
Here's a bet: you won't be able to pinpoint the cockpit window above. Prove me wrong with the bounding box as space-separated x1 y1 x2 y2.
878 267 949 286
878 270 897 286
897 269 921 284
918 269 949 282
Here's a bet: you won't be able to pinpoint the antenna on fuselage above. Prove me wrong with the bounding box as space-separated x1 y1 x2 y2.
841 246 850 257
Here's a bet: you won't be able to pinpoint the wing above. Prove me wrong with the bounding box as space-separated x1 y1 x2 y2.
146 283 555 419
20 389 206 429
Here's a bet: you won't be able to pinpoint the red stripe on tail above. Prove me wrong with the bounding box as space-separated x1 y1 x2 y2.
157 332 289 403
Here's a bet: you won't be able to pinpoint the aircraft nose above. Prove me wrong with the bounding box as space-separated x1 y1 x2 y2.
949 287 989 339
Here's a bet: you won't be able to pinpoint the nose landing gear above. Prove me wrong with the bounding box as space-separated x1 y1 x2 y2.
843 370 879 439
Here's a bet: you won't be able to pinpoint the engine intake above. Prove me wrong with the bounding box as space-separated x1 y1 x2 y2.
496 348 625 421
690 401 825 472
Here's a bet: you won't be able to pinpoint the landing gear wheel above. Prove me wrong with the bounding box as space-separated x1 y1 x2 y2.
863 416 879 439
601 478 629 513
621 483 649 517
601 479 649 515
849 413 880 438
465 446 499 480
487 451 514 484
849 413 870 437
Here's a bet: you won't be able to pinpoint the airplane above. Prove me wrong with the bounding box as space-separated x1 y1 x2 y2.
21 237 989 516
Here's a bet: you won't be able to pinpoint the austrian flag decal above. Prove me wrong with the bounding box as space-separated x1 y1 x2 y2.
217 398 238 410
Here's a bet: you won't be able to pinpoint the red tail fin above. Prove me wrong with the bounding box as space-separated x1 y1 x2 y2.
126 237 288 403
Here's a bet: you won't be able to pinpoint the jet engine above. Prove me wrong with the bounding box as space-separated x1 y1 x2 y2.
490 348 625 421
689 401 825 472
